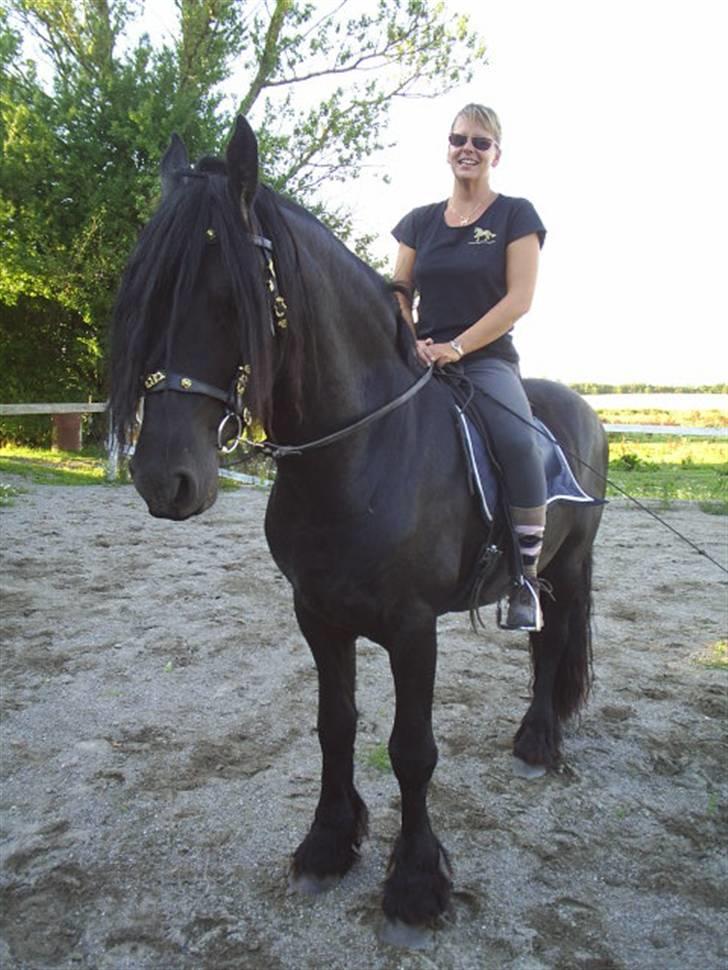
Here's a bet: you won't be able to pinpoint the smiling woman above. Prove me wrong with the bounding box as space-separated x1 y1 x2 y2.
391 102 551 631
445 104 502 221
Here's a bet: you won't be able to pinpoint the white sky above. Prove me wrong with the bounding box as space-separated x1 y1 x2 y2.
333 0 727 385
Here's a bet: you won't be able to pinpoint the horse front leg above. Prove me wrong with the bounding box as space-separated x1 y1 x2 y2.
382 620 452 933
290 597 368 893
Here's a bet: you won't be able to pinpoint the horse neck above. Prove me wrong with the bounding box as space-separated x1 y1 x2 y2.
271 218 412 443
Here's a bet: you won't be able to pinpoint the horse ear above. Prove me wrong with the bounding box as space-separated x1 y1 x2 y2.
160 133 189 197
226 115 259 211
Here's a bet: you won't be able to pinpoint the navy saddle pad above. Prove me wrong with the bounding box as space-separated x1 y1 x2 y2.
457 408 602 524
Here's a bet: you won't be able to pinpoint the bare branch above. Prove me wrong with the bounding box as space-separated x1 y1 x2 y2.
237 0 294 116
297 0 350 43
243 14 464 98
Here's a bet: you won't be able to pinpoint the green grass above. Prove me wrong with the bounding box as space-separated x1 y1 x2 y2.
694 640 728 671
0 481 25 507
598 408 727 429
365 742 392 774
606 434 728 509
0 445 111 485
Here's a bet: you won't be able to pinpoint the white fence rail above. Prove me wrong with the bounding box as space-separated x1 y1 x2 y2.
0 403 108 415
603 423 726 438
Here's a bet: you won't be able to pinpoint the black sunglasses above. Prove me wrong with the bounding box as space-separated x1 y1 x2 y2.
448 133 497 151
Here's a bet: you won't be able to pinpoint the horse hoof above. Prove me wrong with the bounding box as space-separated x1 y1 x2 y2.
378 919 434 950
512 755 547 780
288 871 340 896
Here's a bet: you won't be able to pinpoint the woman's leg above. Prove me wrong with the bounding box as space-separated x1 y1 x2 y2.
461 357 547 630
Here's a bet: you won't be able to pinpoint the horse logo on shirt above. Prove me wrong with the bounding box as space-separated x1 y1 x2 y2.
469 227 497 245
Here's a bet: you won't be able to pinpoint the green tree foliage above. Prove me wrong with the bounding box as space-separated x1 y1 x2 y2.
0 295 96 444
0 0 484 406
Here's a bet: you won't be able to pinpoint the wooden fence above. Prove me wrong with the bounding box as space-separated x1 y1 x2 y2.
0 402 118 477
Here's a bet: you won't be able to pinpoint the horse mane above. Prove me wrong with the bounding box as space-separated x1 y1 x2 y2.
260 189 418 366
110 155 412 443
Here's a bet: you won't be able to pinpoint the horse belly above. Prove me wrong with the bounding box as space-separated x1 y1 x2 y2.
266 499 484 633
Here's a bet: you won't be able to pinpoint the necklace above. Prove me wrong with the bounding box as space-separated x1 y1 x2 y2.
448 193 491 226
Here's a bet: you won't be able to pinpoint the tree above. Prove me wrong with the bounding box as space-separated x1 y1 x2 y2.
0 0 484 404
237 0 483 200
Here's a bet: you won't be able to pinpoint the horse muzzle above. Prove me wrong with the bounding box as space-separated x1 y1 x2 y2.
130 455 216 520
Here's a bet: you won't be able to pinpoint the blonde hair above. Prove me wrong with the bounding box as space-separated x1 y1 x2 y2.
452 104 502 144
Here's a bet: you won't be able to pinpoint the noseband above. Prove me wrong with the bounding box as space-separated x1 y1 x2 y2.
143 365 254 454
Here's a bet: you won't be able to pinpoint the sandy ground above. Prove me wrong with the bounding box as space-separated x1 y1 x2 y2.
1 477 726 970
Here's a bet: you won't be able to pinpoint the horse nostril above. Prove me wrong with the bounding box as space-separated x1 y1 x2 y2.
173 471 196 511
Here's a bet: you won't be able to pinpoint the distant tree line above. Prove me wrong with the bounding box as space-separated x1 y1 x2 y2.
569 383 727 395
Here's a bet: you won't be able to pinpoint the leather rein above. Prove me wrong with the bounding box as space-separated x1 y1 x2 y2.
143 230 433 460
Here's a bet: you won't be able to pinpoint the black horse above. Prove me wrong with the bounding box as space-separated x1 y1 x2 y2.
111 117 608 933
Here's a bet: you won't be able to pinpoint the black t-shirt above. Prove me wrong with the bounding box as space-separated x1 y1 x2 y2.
392 194 546 362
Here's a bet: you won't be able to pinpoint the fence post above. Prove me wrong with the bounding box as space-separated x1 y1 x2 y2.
52 413 83 451
106 408 119 480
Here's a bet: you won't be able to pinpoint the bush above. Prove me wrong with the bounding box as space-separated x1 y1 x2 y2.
613 452 643 471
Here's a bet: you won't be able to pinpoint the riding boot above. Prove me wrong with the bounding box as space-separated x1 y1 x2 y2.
500 505 546 632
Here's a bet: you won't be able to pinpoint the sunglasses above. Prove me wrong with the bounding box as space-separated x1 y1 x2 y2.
448 133 497 151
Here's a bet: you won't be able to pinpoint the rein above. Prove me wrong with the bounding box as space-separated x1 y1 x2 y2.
255 365 433 460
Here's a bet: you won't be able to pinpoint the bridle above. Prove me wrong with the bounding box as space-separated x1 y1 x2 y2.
142 226 433 460
143 226 286 452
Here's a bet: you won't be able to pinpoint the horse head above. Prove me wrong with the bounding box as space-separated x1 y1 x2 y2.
110 118 284 519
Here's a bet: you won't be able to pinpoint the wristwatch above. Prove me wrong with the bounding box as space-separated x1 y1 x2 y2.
449 339 465 358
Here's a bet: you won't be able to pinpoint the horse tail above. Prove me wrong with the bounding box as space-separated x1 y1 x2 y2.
557 548 594 720
534 540 595 724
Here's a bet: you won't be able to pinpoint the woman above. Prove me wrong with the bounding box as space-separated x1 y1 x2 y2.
392 103 547 631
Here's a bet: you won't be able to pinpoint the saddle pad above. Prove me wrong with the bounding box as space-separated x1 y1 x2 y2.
458 409 602 523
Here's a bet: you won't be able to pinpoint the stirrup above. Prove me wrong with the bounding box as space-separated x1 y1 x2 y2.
497 578 544 632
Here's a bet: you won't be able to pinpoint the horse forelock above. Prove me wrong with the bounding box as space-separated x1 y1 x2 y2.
110 166 283 442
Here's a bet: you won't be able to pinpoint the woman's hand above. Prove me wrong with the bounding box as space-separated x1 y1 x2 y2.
426 341 462 367
415 338 434 367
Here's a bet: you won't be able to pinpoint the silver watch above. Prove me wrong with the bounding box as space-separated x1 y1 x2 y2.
449 339 465 358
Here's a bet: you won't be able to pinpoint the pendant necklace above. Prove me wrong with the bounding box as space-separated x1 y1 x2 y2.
449 193 491 226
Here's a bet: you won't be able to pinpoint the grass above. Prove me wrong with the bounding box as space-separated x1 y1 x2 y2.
693 640 728 671
707 793 720 816
598 408 727 429
605 434 728 509
365 742 392 774
0 445 111 486
0 481 25 507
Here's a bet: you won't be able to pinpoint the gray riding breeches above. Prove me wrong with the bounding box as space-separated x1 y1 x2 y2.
456 356 547 509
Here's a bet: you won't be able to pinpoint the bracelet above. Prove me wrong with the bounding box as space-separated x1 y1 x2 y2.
449 339 465 358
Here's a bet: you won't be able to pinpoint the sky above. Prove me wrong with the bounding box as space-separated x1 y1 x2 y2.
327 0 727 386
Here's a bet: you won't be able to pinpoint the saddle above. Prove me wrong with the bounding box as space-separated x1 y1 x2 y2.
442 376 603 615
457 408 600 524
